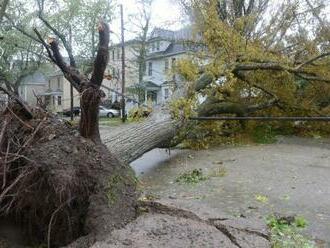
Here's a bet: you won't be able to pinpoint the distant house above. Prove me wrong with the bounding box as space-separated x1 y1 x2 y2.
141 27 197 105
19 71 48 106
18 68 79 112
41 70 80 112
107 40 141 102
18 67 115 113
106 27 200 107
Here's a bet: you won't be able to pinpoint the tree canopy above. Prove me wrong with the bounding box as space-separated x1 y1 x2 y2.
175 0 330 147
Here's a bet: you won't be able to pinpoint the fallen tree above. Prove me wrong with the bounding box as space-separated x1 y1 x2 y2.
0 20 279 247
1 0 329 246
0 21 139 247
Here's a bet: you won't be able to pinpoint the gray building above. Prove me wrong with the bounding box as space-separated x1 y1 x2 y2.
140 27 199 105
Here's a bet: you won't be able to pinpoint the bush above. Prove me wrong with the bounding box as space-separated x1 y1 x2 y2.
251 125 277 144
176 169 208 184
267 215 315 248
128 106 152 121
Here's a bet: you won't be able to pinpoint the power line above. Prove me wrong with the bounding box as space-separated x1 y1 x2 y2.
190 116 330 121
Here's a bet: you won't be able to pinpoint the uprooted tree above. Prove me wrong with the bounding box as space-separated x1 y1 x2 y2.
0 20 140 247
0 0 330 247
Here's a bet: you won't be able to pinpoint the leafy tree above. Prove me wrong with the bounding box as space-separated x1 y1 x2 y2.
0 0 47 93
0 0 10 23
175 0 330 145
0 0 116 91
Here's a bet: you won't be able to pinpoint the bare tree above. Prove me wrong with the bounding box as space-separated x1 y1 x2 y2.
129 0 153 85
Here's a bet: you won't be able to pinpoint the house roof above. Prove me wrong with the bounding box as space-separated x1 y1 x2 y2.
48 69 63 78
149 27 193 41
146 41 200 60
146 26 202 60
109 39 140 48
21 71 48 86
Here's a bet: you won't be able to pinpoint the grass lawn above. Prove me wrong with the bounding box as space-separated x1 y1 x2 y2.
99 117 127 127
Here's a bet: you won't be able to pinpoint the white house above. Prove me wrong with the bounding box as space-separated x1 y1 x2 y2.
106 27 200 107
141 27 198 105
107 40 141 103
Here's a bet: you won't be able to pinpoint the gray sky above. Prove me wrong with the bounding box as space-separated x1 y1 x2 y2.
110 0 187 43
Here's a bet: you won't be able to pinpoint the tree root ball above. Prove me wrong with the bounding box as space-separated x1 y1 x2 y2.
0 110 138 247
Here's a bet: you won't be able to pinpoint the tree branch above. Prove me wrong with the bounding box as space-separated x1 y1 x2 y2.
197 98 278 117
0 86 33 119
33 28 85 91
305 0 328 32
295 51 330 69
37 5 76 67
33 29 57 64
4 14 41 44
233 70 278 99
234 62 330 83
90 21 110 87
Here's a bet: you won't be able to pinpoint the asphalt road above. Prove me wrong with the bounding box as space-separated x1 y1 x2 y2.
128 136 330 244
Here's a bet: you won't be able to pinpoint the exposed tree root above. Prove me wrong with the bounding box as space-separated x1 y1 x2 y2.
138 200 270 248
0 105 138 247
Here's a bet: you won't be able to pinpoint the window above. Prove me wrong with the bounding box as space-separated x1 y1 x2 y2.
165 59 169 72
156 41 160 51
148 62 152 76
117 49 120 60
164 88 169 100
171 58 176 69
57 96 62 106
112 50 115 60
172 58 176 81
143 63 146 75
57 77 60 89
152 43 155 51
45 96 50 106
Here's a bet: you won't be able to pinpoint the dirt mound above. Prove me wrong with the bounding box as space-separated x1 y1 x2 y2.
0 106 138 247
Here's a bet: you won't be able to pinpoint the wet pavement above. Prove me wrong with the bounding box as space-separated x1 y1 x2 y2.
129 137 330 244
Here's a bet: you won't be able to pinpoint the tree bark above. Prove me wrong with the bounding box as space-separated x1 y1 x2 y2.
103 108 180 164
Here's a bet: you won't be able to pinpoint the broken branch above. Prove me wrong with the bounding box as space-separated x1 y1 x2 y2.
90 20 110 86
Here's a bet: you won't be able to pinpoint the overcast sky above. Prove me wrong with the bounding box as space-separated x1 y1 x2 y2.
110 0 188 43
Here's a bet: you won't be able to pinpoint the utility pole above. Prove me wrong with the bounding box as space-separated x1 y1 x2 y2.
69 26 74 121
120 4 126 122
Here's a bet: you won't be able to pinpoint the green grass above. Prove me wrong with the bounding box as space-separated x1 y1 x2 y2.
267 215 315 248
176 169 208 184
99 117 125 126
252 125 277 144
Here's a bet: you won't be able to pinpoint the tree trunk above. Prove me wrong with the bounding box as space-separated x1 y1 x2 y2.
103 108 181 164
79 87 103 143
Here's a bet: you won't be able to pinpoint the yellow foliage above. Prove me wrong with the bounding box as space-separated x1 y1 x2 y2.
170 97 196 121
176 59 199 81
173 0 330 148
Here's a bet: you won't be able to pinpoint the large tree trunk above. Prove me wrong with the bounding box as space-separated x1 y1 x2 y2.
79 87 103 143
103 109 180 164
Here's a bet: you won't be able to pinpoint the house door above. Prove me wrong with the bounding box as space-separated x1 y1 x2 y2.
147 91 157 104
